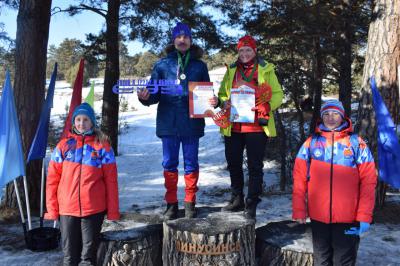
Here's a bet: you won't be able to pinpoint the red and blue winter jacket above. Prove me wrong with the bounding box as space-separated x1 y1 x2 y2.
292 118 377 223
45 132 120 220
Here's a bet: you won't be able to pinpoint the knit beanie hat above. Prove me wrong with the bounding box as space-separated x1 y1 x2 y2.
237 35 257 52
72 103 96 127
172 22 192 41
320 100 345 118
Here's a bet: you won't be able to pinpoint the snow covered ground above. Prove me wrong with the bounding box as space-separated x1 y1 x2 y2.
0 81 399 265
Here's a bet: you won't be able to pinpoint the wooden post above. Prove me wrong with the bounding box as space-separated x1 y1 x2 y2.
256 220 313 266
163 212 256 266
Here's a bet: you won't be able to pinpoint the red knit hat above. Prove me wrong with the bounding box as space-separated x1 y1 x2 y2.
237 35 257 51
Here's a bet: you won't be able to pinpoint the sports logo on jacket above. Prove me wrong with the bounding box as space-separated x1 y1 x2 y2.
89 150 102 168
313 148 323 158
343 148 353 158
91 151 98 160
65 150 75 161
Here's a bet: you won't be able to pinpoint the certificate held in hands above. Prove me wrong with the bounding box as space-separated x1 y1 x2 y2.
230 83 256 123
189 82 215 118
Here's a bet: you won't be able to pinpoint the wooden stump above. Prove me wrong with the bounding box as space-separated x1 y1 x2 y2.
256 220 313 266
163 212 256 266
97 224 163 266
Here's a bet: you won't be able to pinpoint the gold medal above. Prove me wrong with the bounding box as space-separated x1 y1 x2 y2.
180 73 186 80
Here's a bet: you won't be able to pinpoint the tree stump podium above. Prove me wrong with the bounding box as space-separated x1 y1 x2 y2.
163 212 256 266
97 224 163 266
255 220 313 266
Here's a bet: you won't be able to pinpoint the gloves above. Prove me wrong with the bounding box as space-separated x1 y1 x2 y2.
344 222 370 235
252 103 271 126
359 222 370 234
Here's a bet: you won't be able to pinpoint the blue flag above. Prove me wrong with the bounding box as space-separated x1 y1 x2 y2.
27 63 57 163
370 77 400 188
0 71 26 189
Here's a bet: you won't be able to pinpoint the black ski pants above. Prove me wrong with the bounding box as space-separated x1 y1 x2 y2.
60 212 105 266
311 220 360 266
224 132 267 200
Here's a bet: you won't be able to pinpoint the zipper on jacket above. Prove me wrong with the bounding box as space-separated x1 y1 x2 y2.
329 132 335 223
78 135 85 216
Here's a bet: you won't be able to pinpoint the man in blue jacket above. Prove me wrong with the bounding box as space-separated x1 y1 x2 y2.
138 22 210 220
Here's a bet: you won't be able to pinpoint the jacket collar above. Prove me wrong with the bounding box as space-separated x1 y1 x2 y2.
315 117 353 138
66 130 96 141
164 44 204 59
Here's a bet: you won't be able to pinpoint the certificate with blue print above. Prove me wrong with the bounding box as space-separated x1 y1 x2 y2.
230 84 255 123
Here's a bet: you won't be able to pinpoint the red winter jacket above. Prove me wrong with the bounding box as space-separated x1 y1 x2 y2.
292 119 377 223
45 132 120 220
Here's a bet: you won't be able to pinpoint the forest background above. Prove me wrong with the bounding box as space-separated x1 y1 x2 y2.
0 0 399 214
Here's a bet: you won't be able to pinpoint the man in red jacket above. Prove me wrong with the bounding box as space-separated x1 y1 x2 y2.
292 100 377 266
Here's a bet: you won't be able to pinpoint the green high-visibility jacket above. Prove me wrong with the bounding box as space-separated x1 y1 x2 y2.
217 58 283 137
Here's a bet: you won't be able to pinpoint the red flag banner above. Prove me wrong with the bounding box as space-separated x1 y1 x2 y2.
61 59 84 139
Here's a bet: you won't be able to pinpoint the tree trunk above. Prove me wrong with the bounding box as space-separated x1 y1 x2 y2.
356 0 400 207
275 111 287 191
256 220 313 266
290 45 306 142
163 212 256 266
97 224 163 266
3 0 52 210
309 37 323 134
338 18 353 116
101 0 120 154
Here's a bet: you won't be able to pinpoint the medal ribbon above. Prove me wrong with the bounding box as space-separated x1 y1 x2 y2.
238 64 256 83
177 51 190 75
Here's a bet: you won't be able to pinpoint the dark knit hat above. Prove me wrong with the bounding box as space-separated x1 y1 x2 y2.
320 100 345 118
237 35 257 52
172 22 192 41
72 103 96 127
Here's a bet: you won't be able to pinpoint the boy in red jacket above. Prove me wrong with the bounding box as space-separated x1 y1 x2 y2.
45 103 120 266
292 100 377 265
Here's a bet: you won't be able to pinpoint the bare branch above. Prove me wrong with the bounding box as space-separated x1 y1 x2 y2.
51 6 63 16
51 4 107 18
80 4 107 18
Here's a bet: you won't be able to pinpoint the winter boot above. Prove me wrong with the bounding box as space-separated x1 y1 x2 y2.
244 198 260 220
184 202 196 218
222 194 245 212
163 203 178 221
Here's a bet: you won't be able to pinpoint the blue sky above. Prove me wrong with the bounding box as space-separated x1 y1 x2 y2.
1 1 148 55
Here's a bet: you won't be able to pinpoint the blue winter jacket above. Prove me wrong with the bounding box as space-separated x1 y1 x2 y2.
139 45 210 137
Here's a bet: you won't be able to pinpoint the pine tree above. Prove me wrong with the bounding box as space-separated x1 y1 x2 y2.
61 0 222 154
207 0 370 190
3 0 52 209
356 0 400 207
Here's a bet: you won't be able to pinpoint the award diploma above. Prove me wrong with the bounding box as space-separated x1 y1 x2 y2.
230 84 255 123
189 82 215 118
